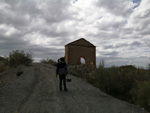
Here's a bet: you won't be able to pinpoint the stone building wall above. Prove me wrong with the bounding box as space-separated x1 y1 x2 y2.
65 38 96 67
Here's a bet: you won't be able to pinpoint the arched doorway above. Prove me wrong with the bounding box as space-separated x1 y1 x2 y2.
80 57 86 64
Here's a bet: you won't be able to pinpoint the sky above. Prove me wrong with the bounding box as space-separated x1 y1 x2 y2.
0 0 150 68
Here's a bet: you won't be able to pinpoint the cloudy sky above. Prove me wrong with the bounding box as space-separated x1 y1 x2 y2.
0 0 150 68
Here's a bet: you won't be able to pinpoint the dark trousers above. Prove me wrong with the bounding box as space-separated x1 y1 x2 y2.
59 74 67 90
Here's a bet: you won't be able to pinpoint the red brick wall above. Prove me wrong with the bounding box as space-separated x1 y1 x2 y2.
65 45 96 66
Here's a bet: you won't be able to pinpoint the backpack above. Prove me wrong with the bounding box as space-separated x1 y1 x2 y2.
59 67 67 75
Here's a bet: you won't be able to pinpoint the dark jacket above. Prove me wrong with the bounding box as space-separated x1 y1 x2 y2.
56 61 67 75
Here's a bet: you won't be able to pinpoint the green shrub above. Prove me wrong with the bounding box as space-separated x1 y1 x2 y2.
7 50 33 67
40 58 57 66
90 63 150 111
92 65 146 98
0 56 5 61
68 64 95 78
131 81 150 112
93 66 134 100
68 60 150 112
0 56 7 72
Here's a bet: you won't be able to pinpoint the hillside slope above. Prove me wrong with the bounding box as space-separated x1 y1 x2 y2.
0 63 148 113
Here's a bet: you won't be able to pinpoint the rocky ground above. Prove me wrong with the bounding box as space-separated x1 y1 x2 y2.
0 63 148 113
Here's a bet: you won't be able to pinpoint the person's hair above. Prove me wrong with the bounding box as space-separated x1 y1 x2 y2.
60 57 65 62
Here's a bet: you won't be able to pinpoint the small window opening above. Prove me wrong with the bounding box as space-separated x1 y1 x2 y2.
80 57 85 64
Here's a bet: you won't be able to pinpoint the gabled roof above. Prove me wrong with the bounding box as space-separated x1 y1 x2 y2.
65 38 96 47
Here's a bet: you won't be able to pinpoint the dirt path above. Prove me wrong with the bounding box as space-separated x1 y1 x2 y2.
0 63 148 113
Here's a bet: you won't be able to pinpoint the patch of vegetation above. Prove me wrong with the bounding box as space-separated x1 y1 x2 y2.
0 56 5 61
68 64 95 78
68 61 150 112
0 50 33 69
131 81 150 111
0 56 5 72
40 58 57 66
93 65 133 101
8 50 33 67
93 64 150 112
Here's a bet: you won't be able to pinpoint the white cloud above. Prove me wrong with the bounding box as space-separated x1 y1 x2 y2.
0 24 19 37
0 0 150 68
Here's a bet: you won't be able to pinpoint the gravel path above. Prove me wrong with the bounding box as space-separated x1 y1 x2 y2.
0 63 148 113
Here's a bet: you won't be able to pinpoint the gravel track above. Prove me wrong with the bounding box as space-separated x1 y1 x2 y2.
0 63 148 113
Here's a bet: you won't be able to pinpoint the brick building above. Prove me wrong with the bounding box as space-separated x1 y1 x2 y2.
65 38 96 67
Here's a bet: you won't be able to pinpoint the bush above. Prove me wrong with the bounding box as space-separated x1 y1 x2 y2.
7 50 33 67
68 64 95 78
93 66 134 100
40 58 57 66
89 63 150 112
0 56 5 61
0 56 8 72
67 60 150 112
131 81 150 111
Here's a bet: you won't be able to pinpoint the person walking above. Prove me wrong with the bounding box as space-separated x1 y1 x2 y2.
56 57 68 91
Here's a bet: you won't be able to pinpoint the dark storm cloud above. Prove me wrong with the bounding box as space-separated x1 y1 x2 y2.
103 43 129 49
123 28 134 34
29 45 65 61
103 51 119 56
0 34 29 49
103 45 114 49
38 25 71 39
0 10 29 29
0 1 32 29
131 41 142 47
143 38 150 47
4 0 41 17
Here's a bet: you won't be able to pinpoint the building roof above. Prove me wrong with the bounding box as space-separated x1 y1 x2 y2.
65 38 96 47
